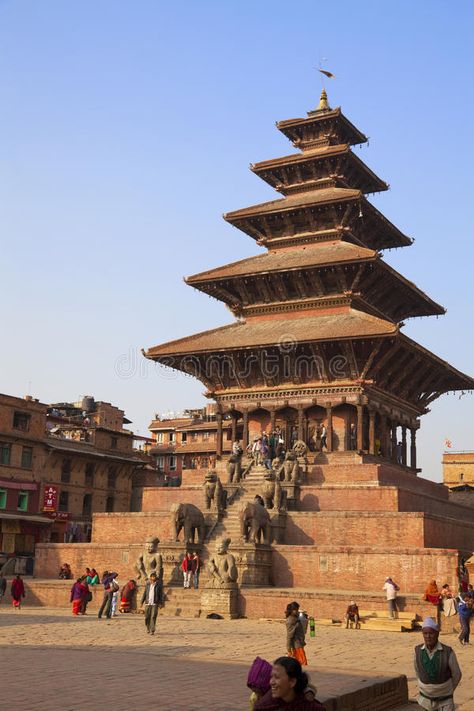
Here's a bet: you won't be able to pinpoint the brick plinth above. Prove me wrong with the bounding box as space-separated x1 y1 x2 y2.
201 584 239 619
271 545 460 592
284 510 474 549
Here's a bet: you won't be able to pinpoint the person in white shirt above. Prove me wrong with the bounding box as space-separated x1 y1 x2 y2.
383 576 399 619
414 617 461 710
140 572 162 635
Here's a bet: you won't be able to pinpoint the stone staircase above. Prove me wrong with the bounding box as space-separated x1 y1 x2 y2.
161 587 202 618
206 475 262 545
205 462 272 545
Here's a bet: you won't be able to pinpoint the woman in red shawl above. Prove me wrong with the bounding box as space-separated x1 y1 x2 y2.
119 579 137 613
424 579 441 605
11 575 25 609
70 577 87 615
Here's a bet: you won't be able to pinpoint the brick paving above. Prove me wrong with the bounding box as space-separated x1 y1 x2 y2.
0 607 473 710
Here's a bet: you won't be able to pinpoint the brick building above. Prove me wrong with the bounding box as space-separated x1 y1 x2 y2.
443 451 474 507
0 392 148 567
148 405 235 482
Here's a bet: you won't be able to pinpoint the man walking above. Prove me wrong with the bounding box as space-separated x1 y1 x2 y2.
458 595 473 645
141 572 163 635
414 617 461 710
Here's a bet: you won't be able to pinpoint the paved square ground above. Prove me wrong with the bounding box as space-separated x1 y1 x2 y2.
0 607 472 710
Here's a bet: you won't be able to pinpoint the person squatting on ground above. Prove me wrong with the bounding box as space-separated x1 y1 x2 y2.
119 579 137 613
440 584 457 618
140 571 164 635
11 574 25 609
344 600 360 629
413 617 461 711
254 657 325 710
285 602 307 666
59 563 72 580
424 579 441 606
383 576 399 619
97 570 118 619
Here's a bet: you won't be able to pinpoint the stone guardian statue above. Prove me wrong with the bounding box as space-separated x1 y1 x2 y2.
135 535 163 581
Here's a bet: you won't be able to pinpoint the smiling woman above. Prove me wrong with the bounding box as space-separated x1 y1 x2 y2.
254 657 325 710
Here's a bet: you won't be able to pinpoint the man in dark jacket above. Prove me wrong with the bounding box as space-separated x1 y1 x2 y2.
414 617 461 709
140 572 164 635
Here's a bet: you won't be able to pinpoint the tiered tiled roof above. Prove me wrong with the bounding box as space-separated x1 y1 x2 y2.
145 90 474 410
146 308 397 356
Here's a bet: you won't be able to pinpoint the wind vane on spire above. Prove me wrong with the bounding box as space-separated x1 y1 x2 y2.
319 69 335 79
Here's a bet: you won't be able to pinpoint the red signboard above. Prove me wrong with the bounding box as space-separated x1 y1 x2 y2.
45 511 69 520
42 485 58 512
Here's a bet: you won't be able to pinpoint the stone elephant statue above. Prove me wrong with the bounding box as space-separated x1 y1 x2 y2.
171 503 205 544
203 470 227 512
261 470 287 512
239 501 272 545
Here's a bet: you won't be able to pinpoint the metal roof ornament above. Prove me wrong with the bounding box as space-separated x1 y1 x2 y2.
316 88 330 112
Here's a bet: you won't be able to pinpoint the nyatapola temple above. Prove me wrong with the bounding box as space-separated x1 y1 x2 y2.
34 92 474 661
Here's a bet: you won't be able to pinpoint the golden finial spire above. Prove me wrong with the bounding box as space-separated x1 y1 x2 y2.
316 88 330 111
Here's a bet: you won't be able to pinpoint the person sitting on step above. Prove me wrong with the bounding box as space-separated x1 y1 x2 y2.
344 600 360 629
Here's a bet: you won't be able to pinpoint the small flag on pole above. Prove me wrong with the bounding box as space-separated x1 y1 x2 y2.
444 438 452 449
319 69 335 79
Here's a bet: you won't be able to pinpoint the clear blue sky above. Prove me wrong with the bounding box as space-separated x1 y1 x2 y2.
1 0 473 481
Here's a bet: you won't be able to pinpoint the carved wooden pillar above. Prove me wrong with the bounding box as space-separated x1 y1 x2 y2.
391 422 398 463
402 426 407 467
344 413 351 451
357 404 364 452
410 427 417 470
242 411 249 449
231 414 237 443
326 405 333 453
297 406 304 441
380 415 387 459
270 409 276 432
369 410 376 455
216 411 223 459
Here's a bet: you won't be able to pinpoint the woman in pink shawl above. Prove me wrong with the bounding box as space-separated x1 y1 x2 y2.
11 575 25 609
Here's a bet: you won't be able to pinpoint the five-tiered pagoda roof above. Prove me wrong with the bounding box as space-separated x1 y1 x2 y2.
145 89 473 465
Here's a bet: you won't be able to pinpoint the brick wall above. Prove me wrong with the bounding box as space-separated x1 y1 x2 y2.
284 510 474 550
141 486 206 512
91 512 171 543
306 463 449 500
270 545 459 593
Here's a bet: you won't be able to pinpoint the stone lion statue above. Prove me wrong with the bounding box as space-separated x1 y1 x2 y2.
203 470 226 512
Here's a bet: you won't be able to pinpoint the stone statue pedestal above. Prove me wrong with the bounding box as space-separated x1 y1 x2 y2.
231 543 273 586
200 582 239 619
281 483 300 510
271 511 287 544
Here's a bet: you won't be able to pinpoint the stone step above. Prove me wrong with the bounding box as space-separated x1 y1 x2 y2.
358 609 414 620
162 588 202 618
360 618 414 632
314 615 415 633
